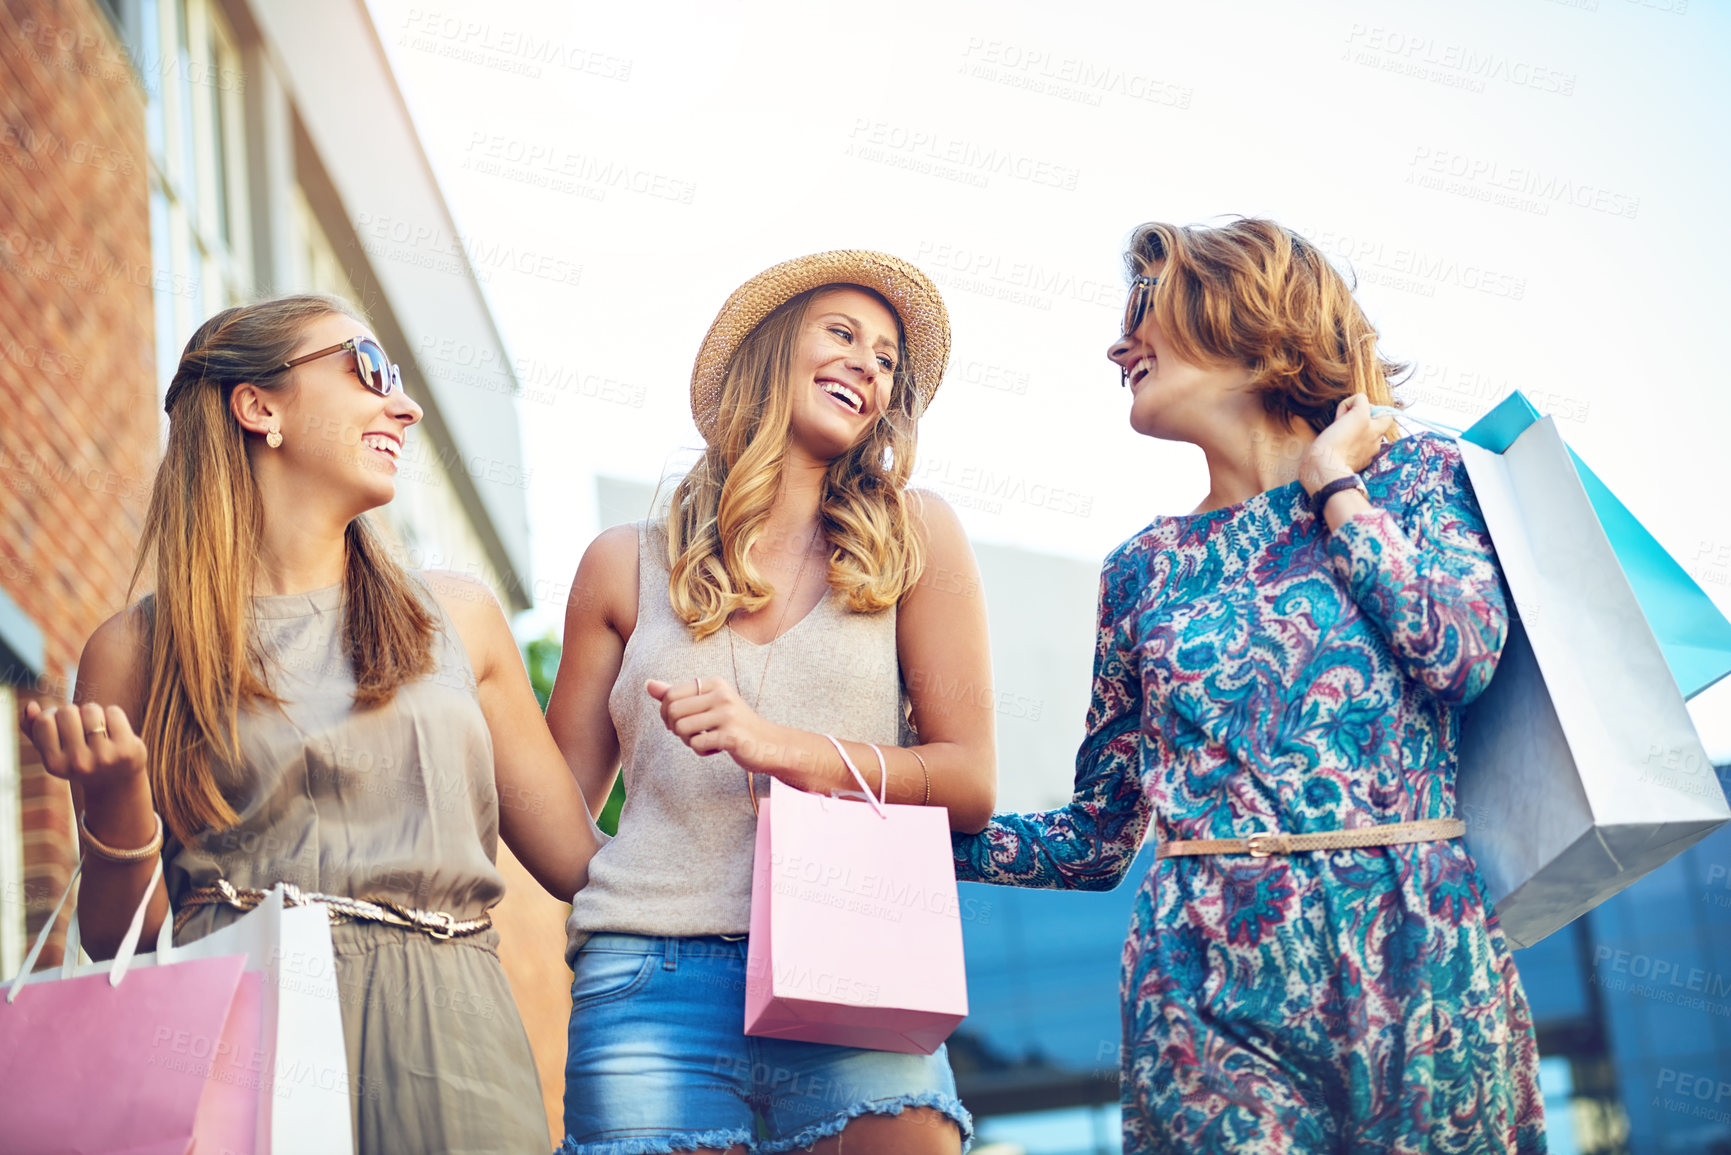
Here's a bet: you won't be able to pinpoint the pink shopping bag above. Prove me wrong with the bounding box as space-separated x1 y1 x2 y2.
744 749 968 1055
0 859 263 1155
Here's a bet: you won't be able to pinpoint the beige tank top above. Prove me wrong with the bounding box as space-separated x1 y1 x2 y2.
565 522 908 958
163 577 507 944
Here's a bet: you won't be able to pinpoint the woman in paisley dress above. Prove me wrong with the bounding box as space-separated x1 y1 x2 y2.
951 219 1546 1153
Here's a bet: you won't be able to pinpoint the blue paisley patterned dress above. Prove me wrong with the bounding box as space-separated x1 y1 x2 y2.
953 432 1546 1153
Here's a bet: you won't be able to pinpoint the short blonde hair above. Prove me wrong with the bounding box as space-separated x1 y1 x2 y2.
1125 218 1405 433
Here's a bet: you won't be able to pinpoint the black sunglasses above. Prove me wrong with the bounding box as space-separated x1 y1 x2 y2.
283 337 402 397
1119 274 1158 388
1123 274 1158 339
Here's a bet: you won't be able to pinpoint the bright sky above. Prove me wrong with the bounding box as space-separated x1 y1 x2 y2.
363 0 1731 754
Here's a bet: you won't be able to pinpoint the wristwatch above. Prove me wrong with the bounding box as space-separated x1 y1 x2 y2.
1309 473 1368 520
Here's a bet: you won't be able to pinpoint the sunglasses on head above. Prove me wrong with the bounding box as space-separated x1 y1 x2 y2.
283 337 402 397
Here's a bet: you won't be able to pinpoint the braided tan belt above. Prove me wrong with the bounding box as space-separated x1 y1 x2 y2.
174 878 493 940
1155 817 1465 860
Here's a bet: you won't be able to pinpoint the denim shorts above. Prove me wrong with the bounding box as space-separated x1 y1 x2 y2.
559 933 973 1155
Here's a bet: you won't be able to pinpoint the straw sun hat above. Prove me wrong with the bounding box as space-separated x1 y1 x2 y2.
689 250 951 441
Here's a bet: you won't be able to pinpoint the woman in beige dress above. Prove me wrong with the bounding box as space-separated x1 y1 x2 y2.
20 294 603 1154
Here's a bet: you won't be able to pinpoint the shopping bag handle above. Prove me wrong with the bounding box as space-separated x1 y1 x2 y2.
156 894 176 959
1369 405 1462 438
6 854 166 1003
821 734 889 819
8 856 82 1001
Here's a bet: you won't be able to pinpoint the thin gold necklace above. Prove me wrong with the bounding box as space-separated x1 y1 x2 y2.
728 524 821 816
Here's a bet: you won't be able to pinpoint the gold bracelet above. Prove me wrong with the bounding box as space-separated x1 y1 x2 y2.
909 748 930 806
79 810 164 863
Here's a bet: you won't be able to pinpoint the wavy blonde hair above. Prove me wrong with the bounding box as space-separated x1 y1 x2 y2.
134 295 435 842
1126 218 1405 434
665 285 926 639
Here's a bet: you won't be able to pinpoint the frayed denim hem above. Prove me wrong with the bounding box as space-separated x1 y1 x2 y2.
756 1090 975 1154
555 1126 756 1155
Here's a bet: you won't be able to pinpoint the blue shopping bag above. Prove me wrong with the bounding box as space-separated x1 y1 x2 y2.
1459 391 1731 700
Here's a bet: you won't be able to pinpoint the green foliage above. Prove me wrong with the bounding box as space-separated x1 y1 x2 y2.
597 774 625 837
525 631 626 836
525 635 562 710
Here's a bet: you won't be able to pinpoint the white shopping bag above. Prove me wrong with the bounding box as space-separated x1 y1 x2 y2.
1448 413 1729 946
161 887 354 1154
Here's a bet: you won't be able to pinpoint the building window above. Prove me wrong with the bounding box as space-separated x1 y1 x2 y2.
136 0 253 401
291 186 362 305
150 188 179 400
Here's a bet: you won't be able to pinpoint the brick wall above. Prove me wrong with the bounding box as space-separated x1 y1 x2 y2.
0 0 155 965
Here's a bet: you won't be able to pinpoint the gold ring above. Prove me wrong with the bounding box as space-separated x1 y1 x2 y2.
87 726 107 738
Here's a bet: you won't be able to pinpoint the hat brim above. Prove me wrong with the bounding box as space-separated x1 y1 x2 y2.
690 250 950 441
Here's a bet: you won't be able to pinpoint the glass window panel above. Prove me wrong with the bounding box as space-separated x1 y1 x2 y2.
149 185 177 405
1698 885 1731 929
1517 931 1588 1022
1588 892 1629 943
1618 1091 1656 1155
1537 1057 1581 1155
184 226 206 323
1686 835 1731 916
975 1104 1124 1155
1634 856 1692 907
139 0 165 161
207 23 229 248
1644 1050 1731 1153
173 0 197 226
293 186 361 302
204 6 250 293
1635 996 1717 1058
1629 886 1695 943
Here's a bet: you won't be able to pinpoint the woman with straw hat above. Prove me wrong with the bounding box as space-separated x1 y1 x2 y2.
547 251 993 1154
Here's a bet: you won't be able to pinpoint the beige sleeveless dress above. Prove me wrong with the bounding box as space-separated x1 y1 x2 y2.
565 521 911 958
163 580 547 1155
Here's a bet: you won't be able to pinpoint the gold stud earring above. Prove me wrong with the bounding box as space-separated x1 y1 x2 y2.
265 426 283 449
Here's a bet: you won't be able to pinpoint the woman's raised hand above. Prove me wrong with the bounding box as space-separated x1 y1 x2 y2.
19 700 148 792
646 678 807 785
1300 393 1398 492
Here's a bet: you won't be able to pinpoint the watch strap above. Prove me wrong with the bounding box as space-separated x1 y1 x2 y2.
1309 474 1366 519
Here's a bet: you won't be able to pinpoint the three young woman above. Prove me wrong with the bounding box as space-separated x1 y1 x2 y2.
24 223 1544 1153
546 251 993 1153
951 219 1546 1152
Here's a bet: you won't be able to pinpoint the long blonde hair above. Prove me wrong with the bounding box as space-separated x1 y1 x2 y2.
665 286 926 639
135 295 435 842
1126 218 1405 433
